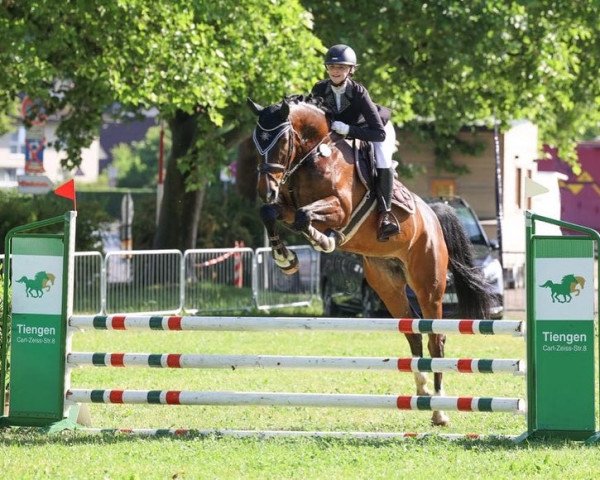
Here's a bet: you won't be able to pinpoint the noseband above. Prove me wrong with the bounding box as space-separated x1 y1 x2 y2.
253 119 331 188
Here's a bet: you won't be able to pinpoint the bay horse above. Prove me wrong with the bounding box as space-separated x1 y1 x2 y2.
247 95 493 426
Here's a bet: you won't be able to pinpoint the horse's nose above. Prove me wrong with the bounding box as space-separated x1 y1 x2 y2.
265 189 278 204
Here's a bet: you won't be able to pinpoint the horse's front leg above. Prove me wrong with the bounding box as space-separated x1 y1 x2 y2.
293 196 346 253
259 203 299 275
427 333 449 426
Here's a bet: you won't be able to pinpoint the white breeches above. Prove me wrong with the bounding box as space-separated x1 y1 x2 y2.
373 121 397 168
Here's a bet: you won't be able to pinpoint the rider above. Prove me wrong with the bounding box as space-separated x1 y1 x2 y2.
311 44 400 242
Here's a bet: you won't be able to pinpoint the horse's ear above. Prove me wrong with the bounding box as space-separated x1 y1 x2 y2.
280 98 290 117
247 98 263 116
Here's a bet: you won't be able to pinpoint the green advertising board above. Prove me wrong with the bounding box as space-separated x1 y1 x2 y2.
0 212 75 428
525 212 599 441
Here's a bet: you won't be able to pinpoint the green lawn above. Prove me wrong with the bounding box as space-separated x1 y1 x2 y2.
2 309 600 479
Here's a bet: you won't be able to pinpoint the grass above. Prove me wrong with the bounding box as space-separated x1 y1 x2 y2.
2 309 600 479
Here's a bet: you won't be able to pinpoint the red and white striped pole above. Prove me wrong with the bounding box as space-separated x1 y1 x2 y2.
233 240 244 288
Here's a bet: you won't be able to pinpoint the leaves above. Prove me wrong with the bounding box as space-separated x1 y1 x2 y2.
0 0 324 172
304 0 600 165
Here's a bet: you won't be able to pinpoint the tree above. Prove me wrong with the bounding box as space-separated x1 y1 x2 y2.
303 0 600 167
0 99 18 136
0 1 324 249
111 126 168 189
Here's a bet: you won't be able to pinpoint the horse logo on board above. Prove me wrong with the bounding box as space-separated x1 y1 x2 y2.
539 274 585 303
16 271 56 298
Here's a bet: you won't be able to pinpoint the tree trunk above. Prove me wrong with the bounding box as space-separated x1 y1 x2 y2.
153 109 204 250
236 136 259 202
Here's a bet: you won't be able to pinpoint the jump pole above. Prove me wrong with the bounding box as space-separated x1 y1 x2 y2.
1 211 600 441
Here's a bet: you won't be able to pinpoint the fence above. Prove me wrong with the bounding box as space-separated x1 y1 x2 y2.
502 250 526 312
8 246 527 315
72 245 320 315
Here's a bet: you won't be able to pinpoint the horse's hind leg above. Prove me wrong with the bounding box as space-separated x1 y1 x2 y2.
363 258 447 425
428 333 449 426
405 251 450 426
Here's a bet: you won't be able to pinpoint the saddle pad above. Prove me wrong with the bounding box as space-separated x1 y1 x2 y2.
355 151 416 214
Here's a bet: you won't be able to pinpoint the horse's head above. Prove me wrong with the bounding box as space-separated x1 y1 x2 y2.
248 96 330 204
248 97 294 203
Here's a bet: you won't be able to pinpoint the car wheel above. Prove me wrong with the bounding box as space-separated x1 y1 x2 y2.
322 281 339 317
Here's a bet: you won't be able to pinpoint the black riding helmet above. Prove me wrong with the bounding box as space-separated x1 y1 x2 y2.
324 44 357 66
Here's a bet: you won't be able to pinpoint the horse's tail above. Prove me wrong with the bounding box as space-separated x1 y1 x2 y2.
430 202 493 319
539 280 552 288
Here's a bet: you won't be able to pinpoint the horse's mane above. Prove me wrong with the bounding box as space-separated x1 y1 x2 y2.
561 274 577 283
284 94 332 116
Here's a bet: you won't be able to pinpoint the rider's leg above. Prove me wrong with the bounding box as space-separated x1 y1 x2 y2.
373 122 400 242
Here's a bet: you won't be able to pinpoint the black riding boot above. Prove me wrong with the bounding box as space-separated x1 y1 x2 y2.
375 167 400 242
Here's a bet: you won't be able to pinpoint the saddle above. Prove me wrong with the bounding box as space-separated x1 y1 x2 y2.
333 139 416 245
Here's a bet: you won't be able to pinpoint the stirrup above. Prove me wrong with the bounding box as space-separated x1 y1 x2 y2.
377 212 400 242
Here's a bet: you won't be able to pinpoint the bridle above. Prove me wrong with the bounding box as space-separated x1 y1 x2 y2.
252 118 332 189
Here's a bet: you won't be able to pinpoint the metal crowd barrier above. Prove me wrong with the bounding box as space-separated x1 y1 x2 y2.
254 246 320 310
72 246 320 315
183 247 255 314
39 246 526 315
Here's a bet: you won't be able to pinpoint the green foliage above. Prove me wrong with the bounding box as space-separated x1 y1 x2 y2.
408 124 487 175
197 183 265 249
0 0 324 173
0 191 112 253
130 194 158 250
129 179 309 250
112 126 170 189
304 0 600 165
0 98 19 136
0 0 325 248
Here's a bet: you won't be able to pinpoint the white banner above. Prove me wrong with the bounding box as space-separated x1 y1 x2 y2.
534 257 594 320
12 255 63 314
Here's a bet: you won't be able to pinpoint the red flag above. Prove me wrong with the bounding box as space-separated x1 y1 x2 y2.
54 179 76 210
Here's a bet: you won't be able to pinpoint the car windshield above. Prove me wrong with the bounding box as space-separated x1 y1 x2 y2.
453 205 487 246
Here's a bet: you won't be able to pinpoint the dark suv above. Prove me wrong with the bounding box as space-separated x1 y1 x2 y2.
320 196 504 319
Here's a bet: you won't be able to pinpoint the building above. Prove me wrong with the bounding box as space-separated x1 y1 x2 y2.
0 117 100 188
537 141 600 233
397 120 563 279
0 108 158 191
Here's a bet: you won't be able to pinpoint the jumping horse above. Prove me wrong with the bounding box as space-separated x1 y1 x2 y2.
248 95 493 426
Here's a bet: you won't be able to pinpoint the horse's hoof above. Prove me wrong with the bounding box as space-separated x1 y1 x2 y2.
431 411 450 427
281 263 299 275
280 255 299 275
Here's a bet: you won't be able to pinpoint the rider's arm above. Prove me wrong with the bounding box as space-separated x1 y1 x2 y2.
347 87 385 142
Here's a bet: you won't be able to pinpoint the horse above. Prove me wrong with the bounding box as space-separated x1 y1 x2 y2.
247 95 493 426
540 274 584 303
16 271 54 298
570 275 585 295
16 275 45 298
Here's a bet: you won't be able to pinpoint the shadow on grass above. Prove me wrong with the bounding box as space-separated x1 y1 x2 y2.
0 426 594 450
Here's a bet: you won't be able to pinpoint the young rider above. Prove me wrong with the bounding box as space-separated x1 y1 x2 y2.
311 44 400 242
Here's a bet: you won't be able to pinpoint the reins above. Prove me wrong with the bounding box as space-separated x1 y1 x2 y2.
280 131 332 185
254 116 334 187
